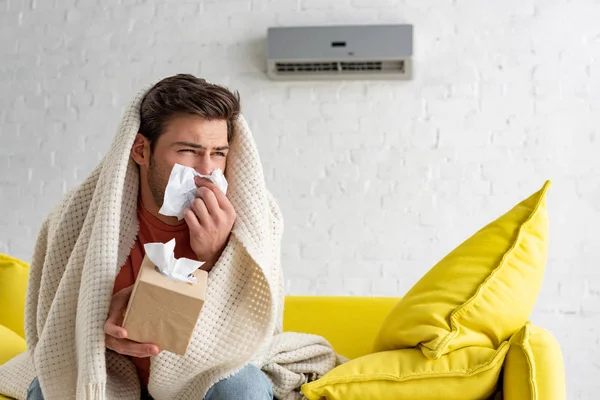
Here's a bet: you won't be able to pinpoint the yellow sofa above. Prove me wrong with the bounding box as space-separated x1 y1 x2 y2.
0 254 565 399
0 254 395 400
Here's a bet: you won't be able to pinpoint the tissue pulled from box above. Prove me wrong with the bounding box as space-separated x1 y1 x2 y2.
144 239 204 283
159 163 228 220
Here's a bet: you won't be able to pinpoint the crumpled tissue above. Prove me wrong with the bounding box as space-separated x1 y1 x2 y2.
159 163 228 220
144 239 204 283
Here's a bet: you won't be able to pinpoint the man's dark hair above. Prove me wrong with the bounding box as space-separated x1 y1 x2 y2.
139 74 241 151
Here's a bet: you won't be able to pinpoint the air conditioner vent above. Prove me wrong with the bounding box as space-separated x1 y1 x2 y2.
275 62 339 73
272 60 406 78
341 61 383 71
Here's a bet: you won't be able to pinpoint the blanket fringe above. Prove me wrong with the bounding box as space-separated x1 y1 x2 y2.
81 382 106 400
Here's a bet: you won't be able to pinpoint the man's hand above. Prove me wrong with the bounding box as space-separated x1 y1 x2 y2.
104 286 160 358
184 176 236 270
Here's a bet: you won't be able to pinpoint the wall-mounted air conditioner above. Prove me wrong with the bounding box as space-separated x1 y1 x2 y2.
266 24 413 81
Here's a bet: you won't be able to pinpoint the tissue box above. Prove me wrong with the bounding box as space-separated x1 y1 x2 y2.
122 254 208 355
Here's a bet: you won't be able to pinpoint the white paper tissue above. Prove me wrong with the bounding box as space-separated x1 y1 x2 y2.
159 163 228 220
144 239 204 283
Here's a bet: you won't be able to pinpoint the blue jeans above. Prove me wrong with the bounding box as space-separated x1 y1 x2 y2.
27 364 273 400
204 365 273 400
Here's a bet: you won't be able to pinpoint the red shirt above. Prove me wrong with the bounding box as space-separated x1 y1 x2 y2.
113 199 197 389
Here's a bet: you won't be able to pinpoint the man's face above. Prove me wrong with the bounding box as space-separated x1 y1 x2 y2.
146 114 229 208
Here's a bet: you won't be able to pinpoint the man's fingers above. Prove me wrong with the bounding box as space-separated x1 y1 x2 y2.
104 321 127 339
184 207 202 234
194 176 234 214
196 187 220 215
105 286 133 335
104 286 161 357
106 336 160 358
190 197 210 224
210 185 233 213
194 176 217 190
126 342 160 357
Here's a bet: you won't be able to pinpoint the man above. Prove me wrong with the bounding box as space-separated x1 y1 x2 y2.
0 74 294 399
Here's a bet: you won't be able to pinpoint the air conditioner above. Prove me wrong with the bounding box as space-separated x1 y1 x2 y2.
266 24 413 81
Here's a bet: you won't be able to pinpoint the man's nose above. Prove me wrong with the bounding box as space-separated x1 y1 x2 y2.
194 157 213 176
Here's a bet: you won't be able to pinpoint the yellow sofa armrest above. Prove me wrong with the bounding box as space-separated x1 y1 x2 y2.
0 255 29 338
503 322 566 400
0 325 26 367
0 324 27 399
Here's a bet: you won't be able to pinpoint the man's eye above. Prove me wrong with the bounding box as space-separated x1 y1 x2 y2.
213 152 226 157
179 149 196 154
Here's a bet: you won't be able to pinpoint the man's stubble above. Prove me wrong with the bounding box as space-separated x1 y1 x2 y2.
147 154 170 208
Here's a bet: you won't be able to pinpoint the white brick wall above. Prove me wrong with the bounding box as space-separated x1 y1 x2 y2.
1 0 598 396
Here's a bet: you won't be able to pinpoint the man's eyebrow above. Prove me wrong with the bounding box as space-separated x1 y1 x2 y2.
172 142 229 151
173 141 205 149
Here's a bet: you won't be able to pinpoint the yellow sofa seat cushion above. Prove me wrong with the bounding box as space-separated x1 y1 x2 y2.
503 322 566 400
302 341 509 400
375 181 550 359
0 255 29 338
283 296 399 360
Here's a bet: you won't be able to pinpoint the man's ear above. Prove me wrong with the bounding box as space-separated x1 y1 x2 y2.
130 134 151 166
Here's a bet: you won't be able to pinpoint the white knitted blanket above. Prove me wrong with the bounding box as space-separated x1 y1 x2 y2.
0 85 339 400
259 333 347 400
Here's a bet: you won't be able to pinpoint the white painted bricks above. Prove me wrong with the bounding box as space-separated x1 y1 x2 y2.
1 0 599 397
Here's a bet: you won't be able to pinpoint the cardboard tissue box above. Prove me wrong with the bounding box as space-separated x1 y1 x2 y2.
122 239 208 355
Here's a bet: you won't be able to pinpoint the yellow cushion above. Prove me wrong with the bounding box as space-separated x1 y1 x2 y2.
374 181 550 359
302 341 509 400
0 255 29 338
0 324 26 367
504 322 566 400
283 296 399 360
